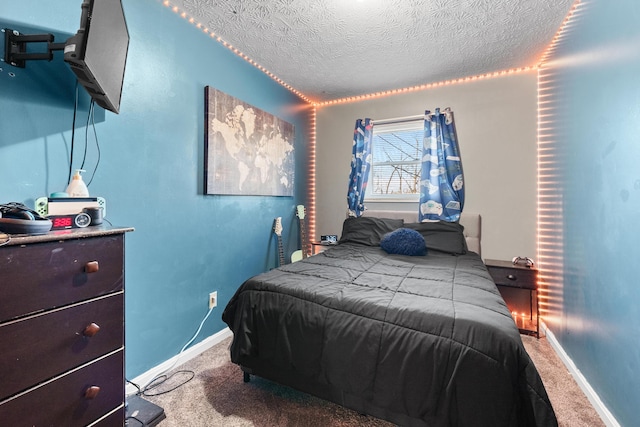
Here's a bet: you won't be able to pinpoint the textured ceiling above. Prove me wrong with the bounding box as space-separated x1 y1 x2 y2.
168 0 575 102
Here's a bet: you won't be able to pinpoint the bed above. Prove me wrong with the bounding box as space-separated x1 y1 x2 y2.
222 211 557 427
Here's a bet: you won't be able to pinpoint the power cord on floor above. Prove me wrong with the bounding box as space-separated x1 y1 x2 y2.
127 378 142 395
141 371 195 397
0 232 10 247
128 305 215 397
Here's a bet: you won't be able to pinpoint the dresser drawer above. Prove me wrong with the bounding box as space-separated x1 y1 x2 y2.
0 235 124 322
91 405 125 427
0 293 124 400
0 349 124 427
486 265 536 290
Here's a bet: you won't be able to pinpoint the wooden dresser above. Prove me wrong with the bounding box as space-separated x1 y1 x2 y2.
0 226 133 426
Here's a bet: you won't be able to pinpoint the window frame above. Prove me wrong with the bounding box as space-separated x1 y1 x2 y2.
366 118 424 202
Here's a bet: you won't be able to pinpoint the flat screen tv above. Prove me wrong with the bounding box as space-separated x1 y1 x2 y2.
64 0 129 114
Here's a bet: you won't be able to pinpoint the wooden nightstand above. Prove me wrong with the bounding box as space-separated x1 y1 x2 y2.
485 259 539 338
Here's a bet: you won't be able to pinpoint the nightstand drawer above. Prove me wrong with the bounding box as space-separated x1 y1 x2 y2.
487 266 536 289
0 349 124 427
484 259 537 290
0 235 124 323
0 293 124 400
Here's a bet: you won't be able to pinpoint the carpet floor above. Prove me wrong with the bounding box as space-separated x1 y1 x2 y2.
138 334 604 426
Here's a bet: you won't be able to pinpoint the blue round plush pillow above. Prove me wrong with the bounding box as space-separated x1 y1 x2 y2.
380 228 427 256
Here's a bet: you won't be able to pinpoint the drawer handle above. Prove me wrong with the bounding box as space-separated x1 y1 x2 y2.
507 274 517 281
85 261 100 273
83 322 101 337
84 386 101 399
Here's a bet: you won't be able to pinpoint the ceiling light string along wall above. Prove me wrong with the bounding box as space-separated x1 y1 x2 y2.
160 0 313 104
158 1 538 109
536 0 582 67
535 0 583 323
313 66 537 107
307 106 317 243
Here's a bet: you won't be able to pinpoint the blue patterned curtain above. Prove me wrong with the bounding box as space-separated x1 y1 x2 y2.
419 108 465 222
347 118 373 217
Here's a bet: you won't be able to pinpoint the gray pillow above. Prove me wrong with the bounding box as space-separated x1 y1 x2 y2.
405 221 468 254
339 217 404 246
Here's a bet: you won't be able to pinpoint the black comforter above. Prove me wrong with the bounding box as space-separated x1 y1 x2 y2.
222 243 557 427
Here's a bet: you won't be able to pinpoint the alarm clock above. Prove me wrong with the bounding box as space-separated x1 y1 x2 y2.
321 234 338 245
48 212 92 229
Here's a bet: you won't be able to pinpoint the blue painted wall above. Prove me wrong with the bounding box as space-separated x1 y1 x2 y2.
543 1 640 425
0 0 311 379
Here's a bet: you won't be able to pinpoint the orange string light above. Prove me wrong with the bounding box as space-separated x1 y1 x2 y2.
307 106 317 243
160 1 313 104
536 0 583 324
160 1 545 106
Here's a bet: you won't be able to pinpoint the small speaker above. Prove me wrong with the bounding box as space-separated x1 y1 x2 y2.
83 206 103 225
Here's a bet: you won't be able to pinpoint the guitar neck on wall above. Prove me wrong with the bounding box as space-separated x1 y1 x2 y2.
273 217 285 267
291 205 308 263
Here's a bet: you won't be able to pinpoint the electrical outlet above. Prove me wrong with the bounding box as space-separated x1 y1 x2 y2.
208 291 217 309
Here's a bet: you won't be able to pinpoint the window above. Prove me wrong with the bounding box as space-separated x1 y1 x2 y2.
369 119 423 200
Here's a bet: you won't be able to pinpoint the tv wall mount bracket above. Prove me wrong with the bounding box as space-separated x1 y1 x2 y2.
2 28 65 68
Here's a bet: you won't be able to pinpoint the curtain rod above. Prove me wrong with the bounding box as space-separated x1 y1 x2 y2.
371 108 452 126
372 114 424 126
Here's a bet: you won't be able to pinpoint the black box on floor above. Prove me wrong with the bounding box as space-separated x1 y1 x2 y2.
125 395 166 426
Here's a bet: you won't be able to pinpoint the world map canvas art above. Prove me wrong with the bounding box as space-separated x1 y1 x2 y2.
204 87 295 196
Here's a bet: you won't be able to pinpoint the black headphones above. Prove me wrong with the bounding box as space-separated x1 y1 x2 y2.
0 202 52 234
1 207 36 220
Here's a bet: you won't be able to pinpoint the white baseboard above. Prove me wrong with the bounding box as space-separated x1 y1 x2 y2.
541 323 620 427
126 327 232 396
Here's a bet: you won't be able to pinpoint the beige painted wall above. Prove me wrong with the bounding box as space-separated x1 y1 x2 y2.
315 72 538 261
